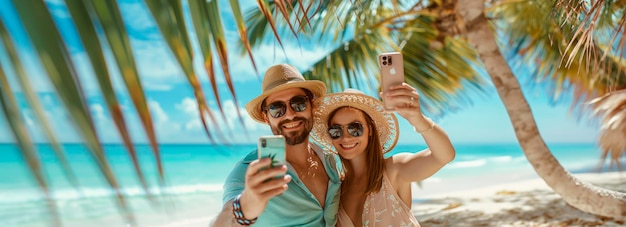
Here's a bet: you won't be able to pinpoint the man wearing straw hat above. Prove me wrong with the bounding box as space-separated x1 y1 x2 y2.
211 64 342 226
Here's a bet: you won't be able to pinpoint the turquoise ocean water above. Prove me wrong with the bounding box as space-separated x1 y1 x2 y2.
0 143 621 226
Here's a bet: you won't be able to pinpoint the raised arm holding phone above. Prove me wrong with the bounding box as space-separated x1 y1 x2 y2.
211 64 342 227
307 52 456 226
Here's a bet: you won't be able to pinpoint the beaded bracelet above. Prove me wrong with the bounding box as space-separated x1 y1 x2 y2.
232 194 257 226
414 117 435 134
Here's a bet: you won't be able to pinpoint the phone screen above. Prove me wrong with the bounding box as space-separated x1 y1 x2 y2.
258 135 286 167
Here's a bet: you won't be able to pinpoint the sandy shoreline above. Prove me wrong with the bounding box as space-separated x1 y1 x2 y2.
198 172 626 227
413 172 626 226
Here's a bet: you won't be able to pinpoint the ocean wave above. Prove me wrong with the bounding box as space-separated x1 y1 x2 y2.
448 159 487 168
0 183 224 203
448 155 524 169
488 156 513 162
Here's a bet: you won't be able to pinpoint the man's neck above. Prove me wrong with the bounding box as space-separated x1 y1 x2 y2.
286 141 310 167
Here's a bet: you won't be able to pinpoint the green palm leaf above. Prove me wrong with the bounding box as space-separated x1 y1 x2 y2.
205 0 248 134
255 0 287 52
0 19 80 196
188 0 223 125
0 54 61 227
247 1 487 117
491 0 626 103
88 0 164 186
64 0 156 202
228 0 259 74
145 0 223 142
12 0 134 224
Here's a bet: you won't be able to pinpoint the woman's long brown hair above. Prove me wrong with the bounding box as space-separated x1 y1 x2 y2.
329 107 385 196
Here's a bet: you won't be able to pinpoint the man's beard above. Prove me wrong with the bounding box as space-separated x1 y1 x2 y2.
271 117 313 145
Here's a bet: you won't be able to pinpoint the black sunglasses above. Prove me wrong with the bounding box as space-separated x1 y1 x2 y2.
264 95 309 118
328 122 365 140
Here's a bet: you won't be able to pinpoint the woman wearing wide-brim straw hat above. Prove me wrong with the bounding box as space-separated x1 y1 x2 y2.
310 84 456 227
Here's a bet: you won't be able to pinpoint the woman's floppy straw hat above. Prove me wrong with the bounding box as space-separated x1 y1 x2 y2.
310 88 399 154
245 64 326 123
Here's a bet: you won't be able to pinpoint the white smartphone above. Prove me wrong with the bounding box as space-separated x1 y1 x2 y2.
378 52 405 111
258 135 286 168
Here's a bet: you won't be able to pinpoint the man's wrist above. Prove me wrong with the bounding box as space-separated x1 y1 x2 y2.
232 194 258 226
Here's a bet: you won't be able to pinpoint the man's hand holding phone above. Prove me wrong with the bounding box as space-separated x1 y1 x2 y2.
238 136 291 220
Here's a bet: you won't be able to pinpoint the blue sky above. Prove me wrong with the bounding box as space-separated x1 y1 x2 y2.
0 0 601 145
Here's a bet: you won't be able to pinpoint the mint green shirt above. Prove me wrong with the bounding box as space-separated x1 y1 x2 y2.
222 144 342 227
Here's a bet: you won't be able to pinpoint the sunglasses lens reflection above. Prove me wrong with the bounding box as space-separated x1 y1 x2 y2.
268 102 286 118
266 96 308 118
328 122 364 140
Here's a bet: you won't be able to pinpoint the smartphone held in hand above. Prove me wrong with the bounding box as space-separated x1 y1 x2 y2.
378 52 405 111
258 135 286 169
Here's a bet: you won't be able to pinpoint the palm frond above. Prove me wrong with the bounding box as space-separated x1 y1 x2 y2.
228 0 259 74
12 0 133 224
89 0 165 187
65 0 156 202
248 1 486 117
1 0 329 223
205 0 248 136
188 0 235 138
0 52 61 227
0 18 80 195
255 0 288 53
145 0 223 143
242 0 306 55
302 33 391 93
589 89 626 171
490 0 626 108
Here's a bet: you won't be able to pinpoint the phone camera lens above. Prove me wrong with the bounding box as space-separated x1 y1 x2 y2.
261 139 267 148
382 61 387 65
382 56 387 60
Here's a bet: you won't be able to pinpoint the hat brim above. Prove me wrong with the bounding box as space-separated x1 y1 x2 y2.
245 80 326 123
310 92 399 154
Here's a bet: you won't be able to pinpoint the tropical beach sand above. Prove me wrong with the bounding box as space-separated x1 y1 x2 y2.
196 172 626 227
413 172 626 227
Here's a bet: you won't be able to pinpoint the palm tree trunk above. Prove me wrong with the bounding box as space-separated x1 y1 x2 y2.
455 0 626 218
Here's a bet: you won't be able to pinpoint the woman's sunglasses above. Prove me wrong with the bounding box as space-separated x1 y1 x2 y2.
328 122 365 140
264 95 309 118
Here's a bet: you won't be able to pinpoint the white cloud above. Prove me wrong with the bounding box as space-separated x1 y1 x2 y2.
132 38 183 83
175 97 212 131
90 104 107 121
175 97 258 132
225 42 331 83
184 118 202 131
119 2 157 35
12 1 329 95
171 96 267 143
176 97 199 115
148 100 169 123
221 100 259 131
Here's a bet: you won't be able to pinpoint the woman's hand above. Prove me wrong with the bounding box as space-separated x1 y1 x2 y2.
381 83 431 130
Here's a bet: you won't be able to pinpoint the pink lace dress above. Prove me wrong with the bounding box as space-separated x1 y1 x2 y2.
336 173 420 227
